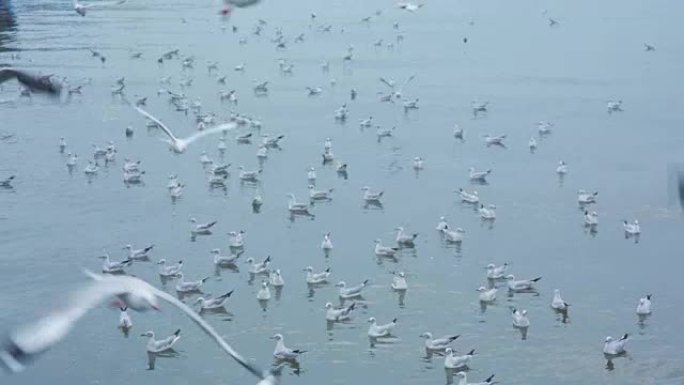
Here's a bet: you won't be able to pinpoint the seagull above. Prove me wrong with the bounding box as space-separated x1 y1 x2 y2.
458 188 479 204
403 98 419 111
537 121 553 135
603 334 628 355
484 134 506 146
1 272 279 384
256 281 271 301
336 280 368 299
376 126 395 139
374 239 399 258
395 227 418 247
556 161 568 175
98 253 131 274
441 225 465 243
0 68 62 96
506 275 541 292
306 86 322 96
362 186 384 202
453 124 464 140
479 204 496 220
239 166 262 182
398 2 423 12
142 329 180 353
420 332 459 351
577 190 598 204
486 263 508 280
175 273 209 293
287 194 313 216
246 256 271 275
118 307 132 331
444 348 475 369
623 220 640 235
644 43 655 52
262 134 285 148
83 161 99 175
304 266 331 284
133 107 235 153
512 308 530 328
123 244 154 261
269 270 285 287
0 175 15 188
195 291 234 311
584 211 599 227
607 100 623 113
436 216 448 231
472 101 489 115
212 249 240 266
455 372 496 385
189 217 217 234
270 334 306 360
308 185 333 200
379 74 415 99
321 233 333 252
551 289 569 312
636 295 652 315
325 302 355 322
391 272 408 290
359 116 373 128
367 317 397 338
477 287 497 302
469 167 491 182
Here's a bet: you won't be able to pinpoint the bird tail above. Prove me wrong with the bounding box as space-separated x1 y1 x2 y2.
325 267 331 273
220 290 234 299
485 374 496 383
120 307 128 312
362 279 369 286
347 302 356 311
467 349 476 355
646 294 652 300
174 329 181 337
620 333 629 341
144 245 154 253
531 277 542 282
201 277 210 283
392 318 398 324
448 335 460 342
292 349 307 354
264 255 271 263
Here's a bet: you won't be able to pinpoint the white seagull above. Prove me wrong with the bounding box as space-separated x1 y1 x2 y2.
270 334 306 360
133 106 235 153
603 334 628 355
367 317 397 338
336 280 369 299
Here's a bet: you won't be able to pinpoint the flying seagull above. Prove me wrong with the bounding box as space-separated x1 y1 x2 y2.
0 68 62 96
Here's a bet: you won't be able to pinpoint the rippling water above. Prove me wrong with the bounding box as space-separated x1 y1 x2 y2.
1 0 684 384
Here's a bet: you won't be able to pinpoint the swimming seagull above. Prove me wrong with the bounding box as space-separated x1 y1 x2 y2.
623 220 640 235
391 272 408 290
321 233 333 253
1 273 279 384
0 176 15 188
133 106 235 153
556 161 568 175
270 334 306 361
603 334 628 355
287 194 314 217
157 259 183 277
436 216 448 231
308 185 333 200
174 273 209 293
486 263 508 280
123 244 154 261
304 266 331 284
195 291 234 312
468 167 491 182
644 43 655 52
0 68 62 96
453 124 464 140
512 308 530 328
584 211 599 227
367 317 397 338
484 134 506 146
189 217 217 234
458 188 479 204
98 253 132 274
577 190 598 204
444 348 475 369
395 227 418 247
246 256 271 275
455 372 496 385
506 275 541 292
607 100 623 113
636 295 652 315
374 239 399 258
537 121 553 135
142 329 180 370
362 186 384 202
325 302 355 322
551 289 569 312
212 249 240 266
336 280 369 299
256 281 271 301
441 225 465 244
118 307 132 331
477 287 497 302
479 204 496 220
420 332 459 351
269 270 285 287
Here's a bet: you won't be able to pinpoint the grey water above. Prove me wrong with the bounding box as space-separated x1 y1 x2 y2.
1 0 683 384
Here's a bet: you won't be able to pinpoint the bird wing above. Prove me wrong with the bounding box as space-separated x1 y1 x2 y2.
379 77 394 89
152 289 265 380
399 74 415 92
133 106 178 142
184 123 236 145
0 68 61 96
1 276 142 372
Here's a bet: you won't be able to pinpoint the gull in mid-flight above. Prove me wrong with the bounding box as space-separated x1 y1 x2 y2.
133 106 235 153
0 68 62 96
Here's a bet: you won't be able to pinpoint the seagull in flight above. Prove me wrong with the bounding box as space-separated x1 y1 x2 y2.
133 106 235 153
0 68 62 96
0 272 280 385
379 74 415 99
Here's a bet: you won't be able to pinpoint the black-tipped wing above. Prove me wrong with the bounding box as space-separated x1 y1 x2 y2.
0 68 61 96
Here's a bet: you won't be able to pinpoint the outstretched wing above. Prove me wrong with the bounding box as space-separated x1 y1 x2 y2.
399 74 415 92
379 77 394 89
1 277 139 373
133 106 178 142
0 68 62 96
184 123 236 145
152 289 265 380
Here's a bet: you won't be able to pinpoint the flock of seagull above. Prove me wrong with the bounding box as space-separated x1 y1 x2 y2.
0 0 670 384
